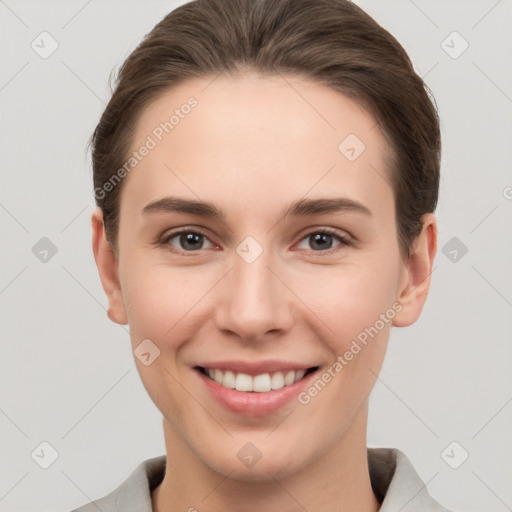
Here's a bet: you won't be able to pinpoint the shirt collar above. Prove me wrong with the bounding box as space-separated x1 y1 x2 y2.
368 447 450 511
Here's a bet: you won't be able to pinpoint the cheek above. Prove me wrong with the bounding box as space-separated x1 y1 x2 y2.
123 248 401 351
121 266 210 419
122 263 216 349
294 259 399 348
293 265 398 422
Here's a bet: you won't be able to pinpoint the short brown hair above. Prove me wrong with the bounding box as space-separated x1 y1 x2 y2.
89 0 440 258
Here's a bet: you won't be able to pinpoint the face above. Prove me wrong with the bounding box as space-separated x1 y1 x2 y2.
93 73 434 481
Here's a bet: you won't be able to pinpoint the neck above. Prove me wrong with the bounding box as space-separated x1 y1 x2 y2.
152 407 380 512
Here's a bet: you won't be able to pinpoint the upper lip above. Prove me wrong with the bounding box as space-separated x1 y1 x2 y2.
195 360 319 376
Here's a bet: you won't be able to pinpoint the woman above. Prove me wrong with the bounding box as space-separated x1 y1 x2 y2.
77 0 449 510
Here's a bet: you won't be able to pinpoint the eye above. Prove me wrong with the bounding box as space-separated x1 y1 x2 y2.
159 227 352 254
296 229 352 252
161 229 215 252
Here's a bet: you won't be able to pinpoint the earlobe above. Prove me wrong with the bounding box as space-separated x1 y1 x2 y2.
392 213 437 327
91 207 128 325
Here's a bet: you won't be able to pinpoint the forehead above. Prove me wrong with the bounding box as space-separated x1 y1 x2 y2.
120 73 394 222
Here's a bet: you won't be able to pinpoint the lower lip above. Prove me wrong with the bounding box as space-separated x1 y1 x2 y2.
195 368 319 417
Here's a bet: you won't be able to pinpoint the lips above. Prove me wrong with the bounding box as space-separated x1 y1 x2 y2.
194 362 321 416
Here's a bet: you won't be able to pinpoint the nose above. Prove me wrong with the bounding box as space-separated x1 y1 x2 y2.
213 248 295 343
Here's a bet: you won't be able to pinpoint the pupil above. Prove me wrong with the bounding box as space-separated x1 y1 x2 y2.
311 233 332 250
181 232 202 250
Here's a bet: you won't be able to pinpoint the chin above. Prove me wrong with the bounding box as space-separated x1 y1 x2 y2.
210 463 301 483
200 446 308 482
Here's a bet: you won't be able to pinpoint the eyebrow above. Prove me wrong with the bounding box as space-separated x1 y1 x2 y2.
141 196 372 220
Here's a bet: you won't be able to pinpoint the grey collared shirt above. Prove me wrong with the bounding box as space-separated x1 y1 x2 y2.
71 447 451 511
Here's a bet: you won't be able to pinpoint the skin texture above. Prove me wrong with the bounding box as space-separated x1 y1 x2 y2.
92 73 437 512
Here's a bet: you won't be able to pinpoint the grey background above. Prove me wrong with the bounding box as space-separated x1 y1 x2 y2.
1 1 511 511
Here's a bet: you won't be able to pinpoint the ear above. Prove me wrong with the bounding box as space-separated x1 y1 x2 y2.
91 207 128 325
392 213 437 327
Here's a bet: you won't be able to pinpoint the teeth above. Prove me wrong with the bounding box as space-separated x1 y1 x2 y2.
235 373 253 392
284 371 295 386
203 368 310 392
270 371 284 390
295 369 306 381
253 373 271 392
223 370 236 389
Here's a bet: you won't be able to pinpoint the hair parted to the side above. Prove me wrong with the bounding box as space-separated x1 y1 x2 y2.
89 0 440 259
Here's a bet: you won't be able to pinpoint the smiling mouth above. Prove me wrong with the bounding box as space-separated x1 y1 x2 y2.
195 366 319 392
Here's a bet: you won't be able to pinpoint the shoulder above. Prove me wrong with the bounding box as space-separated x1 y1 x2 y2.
69 455 166 512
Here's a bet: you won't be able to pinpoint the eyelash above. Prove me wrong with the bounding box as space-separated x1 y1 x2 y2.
159 227 353 255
